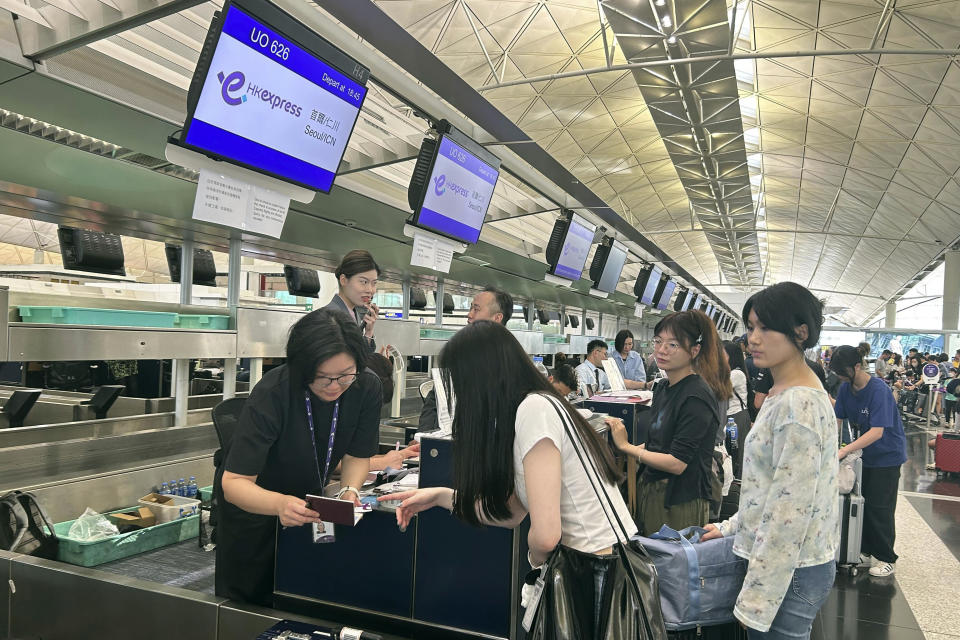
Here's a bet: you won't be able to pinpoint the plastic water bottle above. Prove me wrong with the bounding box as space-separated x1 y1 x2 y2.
178 478 187 497
726 418 738 451
533 356 549 378
188 476 198 498
160 481 169 495
169 479 178 495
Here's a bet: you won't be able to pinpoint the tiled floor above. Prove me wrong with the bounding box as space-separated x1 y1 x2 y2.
812 571 924 640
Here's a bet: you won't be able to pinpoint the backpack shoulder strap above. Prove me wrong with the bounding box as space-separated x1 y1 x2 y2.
0 492 29 552
16 491 58 540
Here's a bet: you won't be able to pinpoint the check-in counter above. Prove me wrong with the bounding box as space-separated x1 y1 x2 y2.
275 435 526 639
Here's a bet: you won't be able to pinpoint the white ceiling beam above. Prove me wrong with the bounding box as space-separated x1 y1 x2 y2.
17 0 206 60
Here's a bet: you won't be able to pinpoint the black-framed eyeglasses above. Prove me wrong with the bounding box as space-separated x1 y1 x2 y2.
313 372 358 388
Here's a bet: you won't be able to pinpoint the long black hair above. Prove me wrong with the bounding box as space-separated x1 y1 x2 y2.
615 329 634 354
286 309 369 388
438 321 621 527
722 340 745 374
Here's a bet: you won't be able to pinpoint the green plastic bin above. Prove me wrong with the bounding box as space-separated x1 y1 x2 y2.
18 306 177 328
420 328 456 340
53 509 199 567
199 485 213 502
175 314 230 329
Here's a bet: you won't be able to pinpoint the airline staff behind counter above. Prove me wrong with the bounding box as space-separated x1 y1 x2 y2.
323 250 381 352
216 309 382 606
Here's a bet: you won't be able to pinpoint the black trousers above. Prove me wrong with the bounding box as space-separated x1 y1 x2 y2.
861 465 901 564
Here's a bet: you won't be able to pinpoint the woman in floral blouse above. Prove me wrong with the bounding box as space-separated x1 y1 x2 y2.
702 282 839 639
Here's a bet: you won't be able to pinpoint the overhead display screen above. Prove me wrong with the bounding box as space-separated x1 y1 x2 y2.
656 279 676 310
680 291 694 311
693 293 704 311
181 0 368 193
551 214 596 281
595 241 628 293
414 134 500 244
639 265 663 306
706 303 715 317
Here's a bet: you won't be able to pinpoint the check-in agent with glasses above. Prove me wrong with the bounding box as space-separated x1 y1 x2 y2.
216 309 382 606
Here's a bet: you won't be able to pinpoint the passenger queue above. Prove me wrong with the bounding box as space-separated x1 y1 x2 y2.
214 249 900 640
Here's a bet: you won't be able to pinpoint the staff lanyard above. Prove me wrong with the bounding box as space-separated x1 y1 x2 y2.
304 391 340 488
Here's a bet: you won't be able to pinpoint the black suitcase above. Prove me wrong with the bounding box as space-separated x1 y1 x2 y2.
719 479 740 521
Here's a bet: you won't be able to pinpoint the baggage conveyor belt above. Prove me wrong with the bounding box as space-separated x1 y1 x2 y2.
94 539 216 595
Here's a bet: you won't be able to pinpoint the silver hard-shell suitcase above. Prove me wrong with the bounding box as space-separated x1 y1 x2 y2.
836 457 864 573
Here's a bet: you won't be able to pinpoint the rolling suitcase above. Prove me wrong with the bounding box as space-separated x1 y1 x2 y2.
719 479 740 521
836 457 864 573
935 432 960 474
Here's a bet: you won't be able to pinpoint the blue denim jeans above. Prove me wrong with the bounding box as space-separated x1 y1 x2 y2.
746 561 835 639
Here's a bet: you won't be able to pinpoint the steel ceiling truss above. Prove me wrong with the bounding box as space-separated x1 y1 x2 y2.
601 0 762 286
13 0 209 60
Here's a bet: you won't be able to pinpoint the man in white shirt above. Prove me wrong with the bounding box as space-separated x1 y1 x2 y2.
575 339 611 396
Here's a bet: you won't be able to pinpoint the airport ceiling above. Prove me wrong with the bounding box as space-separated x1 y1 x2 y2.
1 0 960 325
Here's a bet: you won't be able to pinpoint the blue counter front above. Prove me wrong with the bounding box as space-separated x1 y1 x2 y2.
581 398 650 445
274 436 525 639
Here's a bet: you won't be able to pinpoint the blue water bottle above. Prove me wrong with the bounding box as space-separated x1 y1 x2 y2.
188 476 198 498
177 478 186 497
726 417 738 451
160 481 169 495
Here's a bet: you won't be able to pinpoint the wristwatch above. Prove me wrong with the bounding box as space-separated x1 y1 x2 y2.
336 486 360 500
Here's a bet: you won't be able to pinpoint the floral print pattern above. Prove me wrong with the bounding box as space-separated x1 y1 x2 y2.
717 386 839 632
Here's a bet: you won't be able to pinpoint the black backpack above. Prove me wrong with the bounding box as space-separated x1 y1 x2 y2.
0 491 59 559
43 361 96 391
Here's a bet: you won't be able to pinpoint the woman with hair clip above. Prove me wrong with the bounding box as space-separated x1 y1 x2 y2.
609 310 728 535
381 321 647 632
701 282 839 639
323 249 381 352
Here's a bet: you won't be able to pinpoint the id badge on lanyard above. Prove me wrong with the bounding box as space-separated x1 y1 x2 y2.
305 391 339 543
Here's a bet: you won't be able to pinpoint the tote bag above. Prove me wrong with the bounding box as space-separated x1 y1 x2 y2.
525 395 668 640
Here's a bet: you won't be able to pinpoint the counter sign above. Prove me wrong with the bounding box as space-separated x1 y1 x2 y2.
922 363 941 385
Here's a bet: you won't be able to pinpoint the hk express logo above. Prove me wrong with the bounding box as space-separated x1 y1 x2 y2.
216 70 303 117
432 174 470 199
218 71 247 106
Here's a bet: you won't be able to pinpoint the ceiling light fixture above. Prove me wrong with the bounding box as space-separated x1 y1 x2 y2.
661 15 672 28
667 35 677 44
655 0 666 5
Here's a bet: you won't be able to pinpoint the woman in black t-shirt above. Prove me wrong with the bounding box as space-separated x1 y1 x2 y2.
216 309 381 606
610 310 728 535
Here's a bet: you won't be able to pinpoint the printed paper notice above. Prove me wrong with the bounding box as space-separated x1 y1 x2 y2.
245 186 289 238
192 170 247 228
411 230 455 273
192 169 291 238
